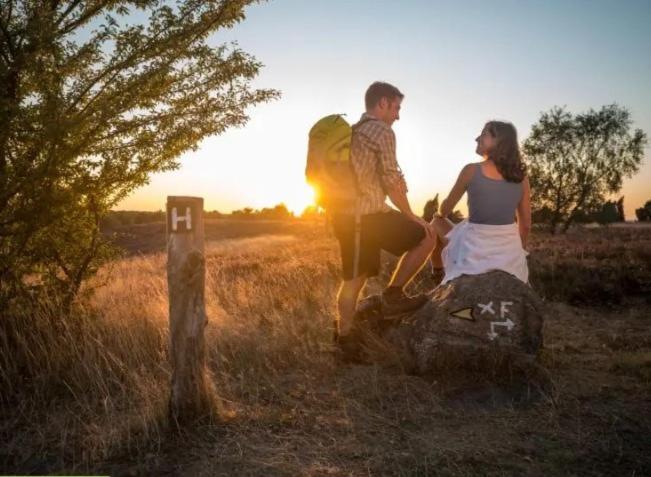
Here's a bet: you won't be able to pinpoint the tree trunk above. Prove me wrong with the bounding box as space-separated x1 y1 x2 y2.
166 196 215 426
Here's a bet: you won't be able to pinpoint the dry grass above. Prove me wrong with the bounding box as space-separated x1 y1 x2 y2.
528 226 651 306
1 222 650 476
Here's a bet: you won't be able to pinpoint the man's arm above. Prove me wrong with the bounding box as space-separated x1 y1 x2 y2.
387 183 434 238
386 183 414 216
377 129 433 236
377 128 407 194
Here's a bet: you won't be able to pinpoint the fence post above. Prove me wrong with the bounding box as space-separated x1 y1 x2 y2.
166 196 212 424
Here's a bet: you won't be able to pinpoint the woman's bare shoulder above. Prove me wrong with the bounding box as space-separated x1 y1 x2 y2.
459 163 480 180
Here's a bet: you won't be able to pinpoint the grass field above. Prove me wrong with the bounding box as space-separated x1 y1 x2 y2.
1 219 650 476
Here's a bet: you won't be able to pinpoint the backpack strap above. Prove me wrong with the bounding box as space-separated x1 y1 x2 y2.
349 116 377 279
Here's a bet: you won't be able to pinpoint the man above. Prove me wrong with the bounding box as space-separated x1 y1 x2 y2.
332 81 436 357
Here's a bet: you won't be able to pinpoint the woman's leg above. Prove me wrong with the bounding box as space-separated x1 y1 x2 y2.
431 216 454 243
429 217 455 279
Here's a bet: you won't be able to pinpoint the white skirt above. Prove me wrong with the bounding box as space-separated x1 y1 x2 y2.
441 219 529 284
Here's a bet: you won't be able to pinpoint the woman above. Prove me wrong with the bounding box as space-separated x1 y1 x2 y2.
430 121 531 284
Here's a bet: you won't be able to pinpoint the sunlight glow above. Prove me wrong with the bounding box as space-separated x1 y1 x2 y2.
284 182 316 215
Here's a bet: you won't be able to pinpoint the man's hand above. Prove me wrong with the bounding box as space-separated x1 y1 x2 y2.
407 213 435 239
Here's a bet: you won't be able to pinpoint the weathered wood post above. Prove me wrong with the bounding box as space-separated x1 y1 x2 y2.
166 196 213 424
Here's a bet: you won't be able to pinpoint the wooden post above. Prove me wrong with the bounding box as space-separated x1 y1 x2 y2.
166 196 212 424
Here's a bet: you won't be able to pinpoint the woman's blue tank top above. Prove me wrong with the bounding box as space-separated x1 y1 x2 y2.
467 163 523 225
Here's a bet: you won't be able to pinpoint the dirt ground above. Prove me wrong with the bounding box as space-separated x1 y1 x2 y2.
113 303 650 476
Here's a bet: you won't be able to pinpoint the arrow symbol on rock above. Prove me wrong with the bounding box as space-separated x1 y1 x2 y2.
487 318 515 340
450 307 475 321
494 318 515 331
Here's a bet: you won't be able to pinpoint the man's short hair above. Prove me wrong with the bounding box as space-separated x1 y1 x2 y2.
365 81 404 110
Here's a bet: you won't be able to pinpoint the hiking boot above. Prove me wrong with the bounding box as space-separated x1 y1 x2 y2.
431 267 445 286
334 329 363 364
381 287 429 316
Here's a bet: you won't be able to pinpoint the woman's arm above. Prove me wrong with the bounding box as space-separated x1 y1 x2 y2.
516 176 532 249
439 164 475 217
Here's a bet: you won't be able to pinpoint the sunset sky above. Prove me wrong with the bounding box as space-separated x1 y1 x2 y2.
115 0 651 219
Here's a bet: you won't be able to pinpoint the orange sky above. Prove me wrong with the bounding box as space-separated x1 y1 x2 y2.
115 1 651 220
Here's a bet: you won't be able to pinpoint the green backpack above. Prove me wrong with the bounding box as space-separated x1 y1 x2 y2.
305 114 369 211
305 114 374 278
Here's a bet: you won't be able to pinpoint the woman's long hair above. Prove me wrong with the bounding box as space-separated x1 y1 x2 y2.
485 121 526 183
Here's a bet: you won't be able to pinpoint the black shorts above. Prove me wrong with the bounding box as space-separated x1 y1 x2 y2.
332 210 426 280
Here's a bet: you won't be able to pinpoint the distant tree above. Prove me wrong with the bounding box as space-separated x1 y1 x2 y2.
100 210 166 228
635 200 651 222
569 196 626 225
0 1 278 308
258 203 293 220
231 207 256 218
615 196 625 222
422 194 464 224
300 205 324 220
204 210 224 220
531 205 554 225
594 201 621 224
523 105 646 233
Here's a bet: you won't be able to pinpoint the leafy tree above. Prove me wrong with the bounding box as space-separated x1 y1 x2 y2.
571 196 625 224
231 203 294 220
422 194 464 224
0 0 278 309
231 207 255 218
258 203 292 220
636 200 651 222
300 204 324 220
523 105 646 233
595 201 621 224
615 196 625 222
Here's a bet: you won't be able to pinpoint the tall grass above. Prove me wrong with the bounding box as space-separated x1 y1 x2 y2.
1 235 341 472
528 227 651 305
1 226 649 474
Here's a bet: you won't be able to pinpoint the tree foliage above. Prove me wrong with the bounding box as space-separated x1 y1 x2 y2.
422 194 463 224
0 0 279 308
231 203 293 220
523 105 646 233
636 200 651 222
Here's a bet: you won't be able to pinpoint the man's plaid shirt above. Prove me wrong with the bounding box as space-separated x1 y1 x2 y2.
344 113 406 215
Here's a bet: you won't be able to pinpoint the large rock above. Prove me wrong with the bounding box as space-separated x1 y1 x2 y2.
354 270 544 375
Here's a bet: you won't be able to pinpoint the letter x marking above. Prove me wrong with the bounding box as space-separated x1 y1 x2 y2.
478 301 495 315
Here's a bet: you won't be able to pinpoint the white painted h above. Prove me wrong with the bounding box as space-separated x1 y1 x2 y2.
171 206 192 231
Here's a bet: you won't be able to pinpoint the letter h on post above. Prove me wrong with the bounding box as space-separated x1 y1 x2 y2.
171 206 192 232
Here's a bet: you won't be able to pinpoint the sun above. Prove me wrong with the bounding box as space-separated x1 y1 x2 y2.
284 182 316 216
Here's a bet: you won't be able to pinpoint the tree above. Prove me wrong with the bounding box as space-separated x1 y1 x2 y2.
422 194 464 224
615 196 625 222
636 200 651 222
595 200 621 224
569 196 626 224
523 105 646 233
258 203 293 220
300 204 324 220
422 194 463 224
0 0 279 309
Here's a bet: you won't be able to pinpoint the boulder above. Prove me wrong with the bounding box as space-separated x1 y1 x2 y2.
354 270 544 375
